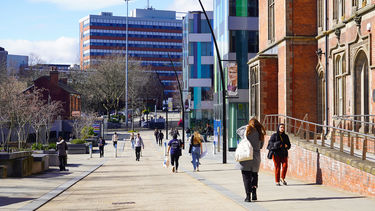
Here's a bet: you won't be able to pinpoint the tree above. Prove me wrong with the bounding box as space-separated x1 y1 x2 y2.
72 55 164 119
72 111 97 140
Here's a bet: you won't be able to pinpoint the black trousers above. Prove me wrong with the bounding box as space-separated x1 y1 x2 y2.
241 170 258 194
158 138 163 146
99 146 104 157
170 153 180 170
135 146 141 160
59 155 67 171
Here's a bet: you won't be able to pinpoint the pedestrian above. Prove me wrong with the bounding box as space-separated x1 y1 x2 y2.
189 131 203 172
267 123 291 186
130 132 135 149
154 129 159 144
158 130 164 146
98 136 105 158
186 127 191 139
236 118 266 202
56 136 68 171
134 133 144 161
167 134 183 173
112 132 118 148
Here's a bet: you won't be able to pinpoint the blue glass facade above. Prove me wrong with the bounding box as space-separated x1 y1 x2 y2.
182 11 214 128
213 0 259 150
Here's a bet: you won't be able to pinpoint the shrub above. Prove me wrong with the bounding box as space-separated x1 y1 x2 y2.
108 118 120 123
32 143 44 150
48 143 56 150
71 139 87 144
81 126 95 140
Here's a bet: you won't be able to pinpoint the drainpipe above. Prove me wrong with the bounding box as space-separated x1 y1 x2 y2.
325 0 329 133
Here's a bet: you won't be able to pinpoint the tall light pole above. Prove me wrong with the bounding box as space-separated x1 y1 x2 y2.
124 0 130 128
197 0 227 163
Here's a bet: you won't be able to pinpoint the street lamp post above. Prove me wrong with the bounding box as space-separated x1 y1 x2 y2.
124 0 130 128
197 0 227 163
168 54 185 149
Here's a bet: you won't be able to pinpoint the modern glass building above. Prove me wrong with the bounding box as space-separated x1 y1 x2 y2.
79 9 183 98
213 0 259 150
182 11 214 129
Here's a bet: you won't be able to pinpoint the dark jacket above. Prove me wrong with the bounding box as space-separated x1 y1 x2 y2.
57 139 68 156
267 126 291 157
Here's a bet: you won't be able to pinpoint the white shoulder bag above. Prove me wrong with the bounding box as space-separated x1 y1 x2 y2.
235 137 253 162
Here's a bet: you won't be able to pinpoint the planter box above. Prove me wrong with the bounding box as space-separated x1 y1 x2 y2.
0 151 33 177
33 150 60 166
67 143 89 154
32 154 49 174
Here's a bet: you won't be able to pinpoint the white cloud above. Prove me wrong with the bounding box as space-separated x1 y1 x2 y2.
27 0 125 11
0 37 79 65
168 0 213 14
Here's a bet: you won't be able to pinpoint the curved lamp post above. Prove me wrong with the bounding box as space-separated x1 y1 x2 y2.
197 0 227 163
168 54 185 148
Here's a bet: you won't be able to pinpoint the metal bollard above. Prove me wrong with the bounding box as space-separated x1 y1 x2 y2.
115 143 117 158
89 143 92 158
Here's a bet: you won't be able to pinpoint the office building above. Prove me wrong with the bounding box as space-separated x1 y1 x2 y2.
79 9 183 98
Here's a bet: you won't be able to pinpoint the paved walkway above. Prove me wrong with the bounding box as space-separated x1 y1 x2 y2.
1 130 375 210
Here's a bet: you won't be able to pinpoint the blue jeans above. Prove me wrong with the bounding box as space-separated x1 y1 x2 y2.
191 146 201 170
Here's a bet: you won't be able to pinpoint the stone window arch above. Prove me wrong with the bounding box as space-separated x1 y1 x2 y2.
353 50 369 131
317 68 325 125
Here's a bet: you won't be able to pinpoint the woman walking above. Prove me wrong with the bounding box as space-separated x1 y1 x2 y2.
190 131 203 172
167 134 183 173
130 132 135 149
134 133 144 161
236 118 266 202
267 123 291 186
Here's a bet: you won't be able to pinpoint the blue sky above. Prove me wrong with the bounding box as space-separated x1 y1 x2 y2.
0 0 213 64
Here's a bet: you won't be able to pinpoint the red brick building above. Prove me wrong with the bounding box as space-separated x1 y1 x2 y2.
27 71 81 119
248 0 318 123
316 1 375 126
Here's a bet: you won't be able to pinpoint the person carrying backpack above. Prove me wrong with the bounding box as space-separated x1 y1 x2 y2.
167 134 183 173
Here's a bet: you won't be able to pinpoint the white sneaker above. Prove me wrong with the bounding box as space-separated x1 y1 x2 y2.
172 166 175 173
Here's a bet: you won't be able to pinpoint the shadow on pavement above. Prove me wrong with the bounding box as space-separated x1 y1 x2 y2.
0 196 35 206
258 196 366 202
67 163 82 167
285 183 320 186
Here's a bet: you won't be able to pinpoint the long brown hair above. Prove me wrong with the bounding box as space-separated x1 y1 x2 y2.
246 118 266 141
193 131 201 145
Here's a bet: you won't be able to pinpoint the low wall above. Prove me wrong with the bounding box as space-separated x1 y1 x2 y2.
0 152 33 177
261 133 375 197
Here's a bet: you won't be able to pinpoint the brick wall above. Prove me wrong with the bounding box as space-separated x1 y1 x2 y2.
260 134 375 197
260 57 278 121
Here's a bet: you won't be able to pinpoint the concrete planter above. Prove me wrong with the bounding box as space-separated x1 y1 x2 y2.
0 151 33 177
33 150 60 166
67 143 89 154
31 154 50 174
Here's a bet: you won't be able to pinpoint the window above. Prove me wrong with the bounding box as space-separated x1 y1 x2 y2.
247 0 259 17
317 0 324 28
229 0 236 16
353 0 369 9
248 31 259 53
250 66 259 117
334 0 345 21
268 0 275 42
334 54 346 115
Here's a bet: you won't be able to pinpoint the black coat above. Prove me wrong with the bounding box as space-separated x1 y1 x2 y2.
267 130 291 158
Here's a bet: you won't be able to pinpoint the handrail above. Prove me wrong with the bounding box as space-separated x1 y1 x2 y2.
263 114 375 161
334 114 375 117
332 116 375 126
265 114 375 139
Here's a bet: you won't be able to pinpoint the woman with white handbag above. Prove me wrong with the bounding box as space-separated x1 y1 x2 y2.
236 118 266 202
